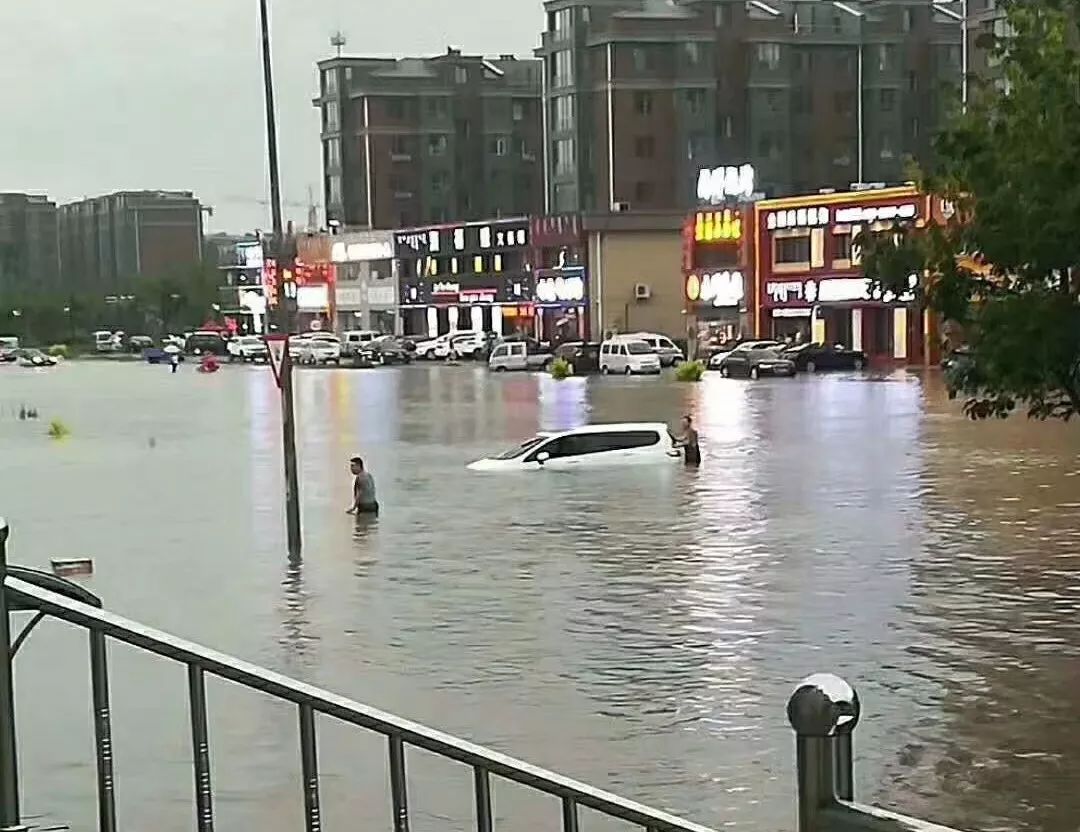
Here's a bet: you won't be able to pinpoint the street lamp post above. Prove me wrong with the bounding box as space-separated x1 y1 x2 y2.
258 0 302 558
932 0 969 112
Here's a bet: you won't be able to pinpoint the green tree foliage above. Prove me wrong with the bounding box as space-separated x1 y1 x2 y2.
860 0 1080 420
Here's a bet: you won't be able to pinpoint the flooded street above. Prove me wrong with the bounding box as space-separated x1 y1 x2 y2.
0 362 1077 832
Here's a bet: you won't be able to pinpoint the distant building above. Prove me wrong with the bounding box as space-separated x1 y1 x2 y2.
0 193 60 294
535 0 963 213
58 191 204 290
315 48 544 230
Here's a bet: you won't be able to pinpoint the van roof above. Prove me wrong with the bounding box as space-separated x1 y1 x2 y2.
543 422 669 436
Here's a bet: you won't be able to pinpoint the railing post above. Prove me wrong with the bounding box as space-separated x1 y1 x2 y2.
89 631 117 832
787 674 860 832
0 519 25 832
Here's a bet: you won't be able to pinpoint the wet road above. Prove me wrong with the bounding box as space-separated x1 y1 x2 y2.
0 362 1078 832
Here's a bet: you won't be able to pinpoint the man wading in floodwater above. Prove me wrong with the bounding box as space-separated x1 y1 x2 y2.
347 456 379 515
675 415 701 467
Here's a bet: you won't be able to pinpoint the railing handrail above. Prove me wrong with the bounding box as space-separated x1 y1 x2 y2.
6 575 718 832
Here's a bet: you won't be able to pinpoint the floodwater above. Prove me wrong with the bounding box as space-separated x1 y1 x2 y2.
0 361 1077 832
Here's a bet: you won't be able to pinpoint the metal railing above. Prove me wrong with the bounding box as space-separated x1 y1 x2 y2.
0 519 964 832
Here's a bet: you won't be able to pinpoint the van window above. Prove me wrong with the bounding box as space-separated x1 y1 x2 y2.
493 345 508 358
657 337 675 349
644 337 659 347
511 344 525 355
601 344 610 355
581 431 660 452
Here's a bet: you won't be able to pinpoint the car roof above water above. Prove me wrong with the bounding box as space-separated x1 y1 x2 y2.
540 422 669 438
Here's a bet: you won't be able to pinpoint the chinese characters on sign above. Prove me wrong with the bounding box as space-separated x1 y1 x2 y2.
765 275 918 306
696 164 755 204
694 209 742 243
767 206 831 230
686 271 744 307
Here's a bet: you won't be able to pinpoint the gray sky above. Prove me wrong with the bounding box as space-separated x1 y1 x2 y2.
0 0 541 234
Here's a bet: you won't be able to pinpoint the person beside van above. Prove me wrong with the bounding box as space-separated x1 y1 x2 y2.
675 415 701 467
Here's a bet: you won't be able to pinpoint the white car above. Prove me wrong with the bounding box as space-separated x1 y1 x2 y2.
342 330 381 356
599 338 662 375
468 423 681 472
627 332 684 366
445 331 489 359
488 341 553 371
293 333 342 365
414 331 480 360
707 340 781 369
227 335 268 362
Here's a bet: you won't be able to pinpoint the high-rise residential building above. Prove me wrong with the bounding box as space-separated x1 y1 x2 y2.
58 191 204 290
315 49 544 230
536 0 963 213
0 193 60 294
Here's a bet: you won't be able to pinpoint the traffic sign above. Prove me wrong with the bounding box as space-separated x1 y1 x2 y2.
265 334 288 388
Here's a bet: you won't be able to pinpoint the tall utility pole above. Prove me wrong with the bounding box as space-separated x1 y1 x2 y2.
259 0 302 558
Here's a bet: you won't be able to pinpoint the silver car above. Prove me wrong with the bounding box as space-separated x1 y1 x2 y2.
488 341 553 372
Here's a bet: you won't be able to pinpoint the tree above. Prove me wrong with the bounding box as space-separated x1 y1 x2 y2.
860 0 1080 420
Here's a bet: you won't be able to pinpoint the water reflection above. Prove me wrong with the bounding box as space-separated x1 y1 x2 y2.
0 364 1077 832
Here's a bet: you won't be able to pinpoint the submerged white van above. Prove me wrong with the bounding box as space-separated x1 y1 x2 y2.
468 423 680 471
598 338 662 375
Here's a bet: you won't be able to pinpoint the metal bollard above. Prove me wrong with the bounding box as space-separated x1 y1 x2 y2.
787 673 861 832
0 519 26 831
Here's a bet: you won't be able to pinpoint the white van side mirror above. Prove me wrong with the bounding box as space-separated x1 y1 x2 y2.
536 451 551 465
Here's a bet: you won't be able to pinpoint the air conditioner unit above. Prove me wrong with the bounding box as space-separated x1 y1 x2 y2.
611 201 631 213
634 283 651 300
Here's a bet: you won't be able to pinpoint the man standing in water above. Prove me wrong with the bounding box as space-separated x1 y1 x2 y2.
347 456 379 515
676 415 701 467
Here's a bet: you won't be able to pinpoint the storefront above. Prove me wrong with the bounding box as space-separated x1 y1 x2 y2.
754 186 932 365
530 214 589 343
262 258 336 333
396 218 533 338
330 231 397 332
682 206 752 355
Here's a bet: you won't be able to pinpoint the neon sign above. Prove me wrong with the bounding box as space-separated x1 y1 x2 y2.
536 276 585 303
686 271 744 307
696 164 755 203
694 209 742 243
834 203 918 224
767 207 831 230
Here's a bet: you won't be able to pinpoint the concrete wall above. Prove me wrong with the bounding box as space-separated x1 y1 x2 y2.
589 228 684 340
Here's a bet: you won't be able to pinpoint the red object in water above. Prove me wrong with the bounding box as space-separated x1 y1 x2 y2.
198 355 221 374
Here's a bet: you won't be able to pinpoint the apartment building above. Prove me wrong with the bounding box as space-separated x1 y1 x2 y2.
315 49 544 230
536 0 963 212
0 193 60 294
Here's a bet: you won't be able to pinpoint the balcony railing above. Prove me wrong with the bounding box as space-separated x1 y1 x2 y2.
0 519 966 832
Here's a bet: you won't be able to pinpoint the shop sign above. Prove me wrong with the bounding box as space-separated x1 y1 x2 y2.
697 164 755 204
766 275 917 306
536 275 585 303
236 242 264 270
432 281 460 295
686 271 744 307
367 286 396 306
767 206 831 231
459 289 498 304
694 209 742 243
297 285 329 310
331 240 394 263
834 203 918 224
335 287 365 308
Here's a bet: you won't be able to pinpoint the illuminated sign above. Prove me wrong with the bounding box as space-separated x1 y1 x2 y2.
697 164 755 203
694 209 742 243
767 206 831 230
395 221 529 255
236 242 264 270
296 285 329 310
262 258 280 307
835 203 918 224
766 275 917 306
686 271 744 307
536 276 585 303
459 289 497 304
432 281 460 294
331 240 394 263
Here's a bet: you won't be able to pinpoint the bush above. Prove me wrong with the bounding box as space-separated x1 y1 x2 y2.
549 357 573 380
674 360 706 382
47 344 69 359
47 419 71 440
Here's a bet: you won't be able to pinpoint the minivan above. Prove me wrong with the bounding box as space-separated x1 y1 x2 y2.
599 338 661 375
488 341 553 372
628 332 684 366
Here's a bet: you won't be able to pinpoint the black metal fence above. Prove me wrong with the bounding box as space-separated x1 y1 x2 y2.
0 520 963 832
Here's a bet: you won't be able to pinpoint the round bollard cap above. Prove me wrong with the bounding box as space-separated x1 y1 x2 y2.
787 674 860 737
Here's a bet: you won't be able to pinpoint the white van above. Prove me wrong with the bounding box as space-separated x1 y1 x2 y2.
599 338 661 375
468 423 681 471
489 341 553 371
628 332 684 366
342 330 380 356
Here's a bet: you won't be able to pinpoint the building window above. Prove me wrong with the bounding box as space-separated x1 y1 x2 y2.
491 136 510 157
555 138 576 175
634 135 656 158
686 134 707 160
428 135 448 156
551 7 572 37
633 181 655 203
391 135 411 157
324 138 341 169
327 175 343 205
427 97 448 118
323 68 338 95
756 43 782 70
907 71 919 92
683 42 702 67
880 133 895 160
323 100 340 132
513 101 525 121
880 89 896 111
455 66 469 84
474 255 484 273
386 98 405 119
722 115 734 138
553 95 575 131
910 116 920 138
715 3 730 26
552 50 574 86
685 89 706 114
758 133 782 160
834 91 855 116
634 91 653 115
902 7 914 32
765 90 782 112
774 233 810 266
833 231 853 263
632 47 650 73
876 44 894 72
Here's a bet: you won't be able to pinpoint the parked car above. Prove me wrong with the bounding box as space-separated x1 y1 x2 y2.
784 342 866 372
342 330 381 357
413 332 457 360
356 335 413 366
94 330 123 353
488 341 553 371
126 335 154 353
553 342 602 374
294 333 342 365
15 348 57 367
0 346 17 363
714 344 796 379
624 332 684 367
599 338 662 375
468 423 682 472
707 340 780 369
227 335 269 362
446 331 489 360
185 331 227 356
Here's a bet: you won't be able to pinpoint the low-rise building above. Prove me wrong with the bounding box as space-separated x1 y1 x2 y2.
330 230 397 333
0 193 59 294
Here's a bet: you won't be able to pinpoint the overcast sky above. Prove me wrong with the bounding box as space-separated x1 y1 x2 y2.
0 0 541 234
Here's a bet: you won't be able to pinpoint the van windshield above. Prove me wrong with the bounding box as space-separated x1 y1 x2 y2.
626 342 653 355
494 436 546 460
